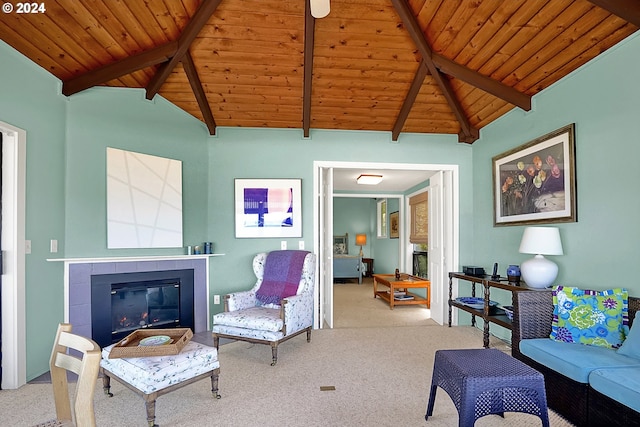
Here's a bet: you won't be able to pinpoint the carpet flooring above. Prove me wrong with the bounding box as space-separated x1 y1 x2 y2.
1 279 572 426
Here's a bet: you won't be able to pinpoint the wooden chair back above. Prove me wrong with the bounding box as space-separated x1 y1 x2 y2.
48 323 101 427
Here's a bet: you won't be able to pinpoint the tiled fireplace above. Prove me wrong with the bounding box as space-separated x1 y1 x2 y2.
59 256 216 343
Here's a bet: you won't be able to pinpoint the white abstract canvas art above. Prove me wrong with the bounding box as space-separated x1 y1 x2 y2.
107 148 183 248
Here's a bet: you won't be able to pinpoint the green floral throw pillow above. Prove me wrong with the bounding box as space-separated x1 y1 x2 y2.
550 286 628 348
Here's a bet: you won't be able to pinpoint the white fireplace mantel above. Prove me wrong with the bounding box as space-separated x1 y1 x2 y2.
47 253 225 264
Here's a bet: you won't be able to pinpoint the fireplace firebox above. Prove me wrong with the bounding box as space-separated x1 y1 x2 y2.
91 269 194 347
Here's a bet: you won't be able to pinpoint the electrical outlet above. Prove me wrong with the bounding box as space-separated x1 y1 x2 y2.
25 240 31 254
281 241 287 250
298 240 305 250
50 239 58 253
214 295 220 304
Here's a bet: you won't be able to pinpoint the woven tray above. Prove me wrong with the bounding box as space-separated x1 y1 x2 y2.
108 328 193 359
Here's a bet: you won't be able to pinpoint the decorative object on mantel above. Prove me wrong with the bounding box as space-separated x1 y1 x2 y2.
519 226 563 288
493 124 577 226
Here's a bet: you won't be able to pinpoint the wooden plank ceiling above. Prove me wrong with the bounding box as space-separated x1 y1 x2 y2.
1 0 638 143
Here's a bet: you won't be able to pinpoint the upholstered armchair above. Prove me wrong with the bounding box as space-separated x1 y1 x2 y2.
212 250 316 365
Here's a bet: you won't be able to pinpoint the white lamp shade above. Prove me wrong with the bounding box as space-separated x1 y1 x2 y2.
519 227 563 255
310 0 330 18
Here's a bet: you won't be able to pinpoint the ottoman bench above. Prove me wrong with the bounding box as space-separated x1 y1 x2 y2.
425 348 549 426
100 340 220 427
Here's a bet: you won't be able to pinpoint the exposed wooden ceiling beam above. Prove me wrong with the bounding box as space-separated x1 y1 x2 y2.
390 0 478 142
588 0 640 27
392 61 429 141
62 42 178 97
182 51 216 136
433 54 531 111
458 128 480 144
145 0 223 100
303 0 315 138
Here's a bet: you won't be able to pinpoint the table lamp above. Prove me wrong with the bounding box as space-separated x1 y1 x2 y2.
355 233 367 257
518 226 563 289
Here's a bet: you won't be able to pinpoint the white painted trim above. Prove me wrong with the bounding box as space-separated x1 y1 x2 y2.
313 160 459 328
46 254 224 263
1 121 27 389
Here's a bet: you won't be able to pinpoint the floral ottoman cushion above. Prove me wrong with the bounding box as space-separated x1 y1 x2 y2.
100 341 219 394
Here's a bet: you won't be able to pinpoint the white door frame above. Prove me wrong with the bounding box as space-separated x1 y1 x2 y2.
317 166 334 329
1 121 27 389
313 161 458 328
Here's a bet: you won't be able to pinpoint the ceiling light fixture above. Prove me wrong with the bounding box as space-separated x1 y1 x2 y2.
356 174 383 185
310 0 330 18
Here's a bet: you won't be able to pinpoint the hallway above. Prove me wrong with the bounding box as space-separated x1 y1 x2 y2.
332 277 433 329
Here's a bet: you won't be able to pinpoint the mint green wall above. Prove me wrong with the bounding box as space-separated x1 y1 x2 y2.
405 179 430 196
333 198 372 256
0 41 67 380
332 196 402 274
0 41 474 379
374 197 401 274
206 128 475 300
472 32 640 291
469 33 640 338
64 87 210 257
10 29 638 375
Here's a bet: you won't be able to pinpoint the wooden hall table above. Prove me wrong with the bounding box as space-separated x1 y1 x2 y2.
373 273 430 309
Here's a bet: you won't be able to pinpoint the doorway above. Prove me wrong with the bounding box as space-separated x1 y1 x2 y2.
313 161 459 330
0 121 27 389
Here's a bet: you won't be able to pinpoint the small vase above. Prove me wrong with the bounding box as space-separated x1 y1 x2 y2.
507 265 521 285
506 265 521 276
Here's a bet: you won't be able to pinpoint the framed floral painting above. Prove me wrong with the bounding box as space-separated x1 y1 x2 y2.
493 124 577 226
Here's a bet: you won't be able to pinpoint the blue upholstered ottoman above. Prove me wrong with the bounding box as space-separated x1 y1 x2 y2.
425 348 549 427
100 340 220 427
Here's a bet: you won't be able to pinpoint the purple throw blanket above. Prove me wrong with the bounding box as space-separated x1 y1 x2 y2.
256 250 309 305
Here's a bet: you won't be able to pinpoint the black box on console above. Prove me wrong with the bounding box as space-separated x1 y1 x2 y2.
463 266 485 277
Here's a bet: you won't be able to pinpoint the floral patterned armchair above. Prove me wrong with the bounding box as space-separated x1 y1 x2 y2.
212 251 316 365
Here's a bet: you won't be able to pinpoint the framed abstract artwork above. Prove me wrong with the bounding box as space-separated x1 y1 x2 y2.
493 124 577 226
234 178 302 238
106 148 183 248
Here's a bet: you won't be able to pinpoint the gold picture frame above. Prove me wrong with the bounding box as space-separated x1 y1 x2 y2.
493 124 577 226
389 211 399 239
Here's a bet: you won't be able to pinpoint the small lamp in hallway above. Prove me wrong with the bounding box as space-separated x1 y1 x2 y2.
356 233 367 257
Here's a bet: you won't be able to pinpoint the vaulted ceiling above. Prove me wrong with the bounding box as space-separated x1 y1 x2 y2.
1 0 638 143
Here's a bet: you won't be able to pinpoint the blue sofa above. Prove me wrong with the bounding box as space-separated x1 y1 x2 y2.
512 290 640 426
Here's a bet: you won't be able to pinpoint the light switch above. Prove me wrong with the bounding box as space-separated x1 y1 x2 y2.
298 241 305 250
25 240 31 254
50 239 58 253
281 241 287 250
